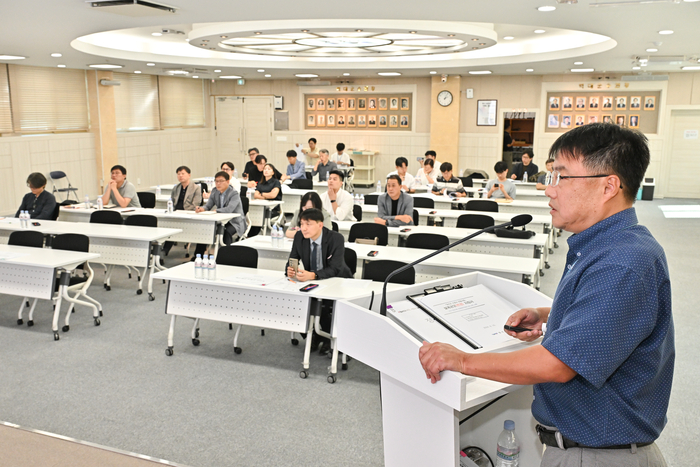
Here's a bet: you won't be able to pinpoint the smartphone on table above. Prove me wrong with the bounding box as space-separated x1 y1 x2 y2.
300 283 319 292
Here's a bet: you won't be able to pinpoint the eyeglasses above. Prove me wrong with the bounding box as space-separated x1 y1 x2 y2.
214 179 227 184
548 171 614 187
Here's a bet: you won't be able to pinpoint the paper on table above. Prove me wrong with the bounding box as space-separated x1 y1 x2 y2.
219 273 282 287
0 251 29 261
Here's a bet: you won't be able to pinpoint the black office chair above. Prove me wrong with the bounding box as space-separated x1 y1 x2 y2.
348 223 388 246
363 194 379 205
332 221 339 232
344 247 357 277
240 186 247 198
10 230 46 325
199 182 208 193
413 197 434 209
413 209 419 226
291 178 313 189
459 177 474 188
457 214 495 230
362 260 415 285
353 204 362 222
465 199 499 212
137 192 156 209
90 210 123 225
125 214 158 228
405 233 449 250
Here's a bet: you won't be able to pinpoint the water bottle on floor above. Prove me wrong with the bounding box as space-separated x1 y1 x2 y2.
208 255 216 280
496 420 520 467
194 254 203 278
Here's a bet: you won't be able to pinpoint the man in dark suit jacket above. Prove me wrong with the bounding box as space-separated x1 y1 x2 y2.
286 208 352 352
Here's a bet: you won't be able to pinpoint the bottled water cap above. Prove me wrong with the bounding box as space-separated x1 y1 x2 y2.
504 420 515 430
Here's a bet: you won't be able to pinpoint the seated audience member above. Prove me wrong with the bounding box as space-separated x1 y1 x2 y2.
416 150 442 179
285 207 352 353
286 192 332 238
432 162 467 197
195 171 247 255
101 165 141 208
163 166 202 255
330 142 351 167
321 170 356 221
536 158 555 190
311 149 337 181
301 137 319 164
375 175 415 227
204 162 241 200
16 172 57 219
510 150 539 182
415 158 437 186
254 163 282 201
247 155 281 188
242 147 259 180
388 157 417 193
281 150 306 181
486 161 516 200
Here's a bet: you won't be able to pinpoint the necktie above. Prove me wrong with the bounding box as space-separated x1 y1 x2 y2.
311 242 318 272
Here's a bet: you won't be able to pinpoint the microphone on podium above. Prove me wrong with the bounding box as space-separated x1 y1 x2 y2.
379 214 533 316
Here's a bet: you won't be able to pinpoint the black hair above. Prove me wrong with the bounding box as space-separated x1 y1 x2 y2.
425 150 437 158
248 147 259 154
308 138 317 144
336 142 345 151
424 158 434 168
545 158 555 165
221 161 234 171
522 149 534 159
329 169 345 181
504 121 511 130
214 170 230 181
110 165 127 175
27 172 47 189
254 155 268 164
440 162 453 173
494 161 508 174
264 163 280 179
176 166 191 174
300 207 324 223
386 174 402 186
548 122 648 202
298 192 323 225
286 149 297 158
395 157 408 168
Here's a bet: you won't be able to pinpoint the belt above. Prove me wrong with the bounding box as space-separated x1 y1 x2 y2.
535 425 652 451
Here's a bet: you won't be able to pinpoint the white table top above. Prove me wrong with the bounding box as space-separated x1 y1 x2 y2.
60 206 239 224
0 244 99 269
247 200 284 207
0 219 181 242
360 204 552 226
281 186 313 195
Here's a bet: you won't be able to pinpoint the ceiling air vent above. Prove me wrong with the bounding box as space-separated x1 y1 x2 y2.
88 0 177 16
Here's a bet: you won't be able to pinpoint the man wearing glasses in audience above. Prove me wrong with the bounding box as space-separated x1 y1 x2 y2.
195 171 247 256
16 172 57 219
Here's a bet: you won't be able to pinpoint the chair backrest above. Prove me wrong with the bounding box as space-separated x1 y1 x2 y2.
405 233 449 250
241 196 249 215
290 178 313 189
344 247 357 277
9 230 44 248
465 199 499 212
413 209 419 226
363 194 379 205
458 177 473 188
332 221 339 232
125 214 158 228
240 186 247 198
90 210 123 225
50 203 61 221
215 245 258 268
412 197 434 209
305 172 313 180
199 181 208 193
60 199 78 206
52 233 89 253
362 259 415 285
137 192 156 209
457 214 495 230
353 204 362 221
348 223 388 246
49 171 67 180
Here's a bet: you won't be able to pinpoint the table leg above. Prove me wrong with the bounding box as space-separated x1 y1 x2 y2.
299 309 316 379
166 314 177 356
146 243 160 301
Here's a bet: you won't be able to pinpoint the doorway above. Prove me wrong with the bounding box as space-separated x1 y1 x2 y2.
214 96 274 171
502 111 536 173
664 109 700 199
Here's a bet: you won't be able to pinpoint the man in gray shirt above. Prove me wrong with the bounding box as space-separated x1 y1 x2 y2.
311 149 337 181
485 161 516 200
101 165 141 208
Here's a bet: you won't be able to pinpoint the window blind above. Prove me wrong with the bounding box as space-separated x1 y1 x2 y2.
8 65 89 134
158 76 205 128
114 72 160 131
0 65 12 133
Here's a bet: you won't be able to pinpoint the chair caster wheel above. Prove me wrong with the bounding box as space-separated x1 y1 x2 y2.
327 375 336 384
25 301 30 308
185 253 190 258
539 270 545 277
137 276 141 281
165 347 173 356
128 273 132 279
260 329 265 336
106 285 111 291
27 320 34 327
94 318 100 326
234 347 242 354
192 338 200 346
103 284 108 289
545 263 551 269
53 332 60 341
137 289 143 295
554 243 559 248
62 325 70 332
342 363 348 371
291 338 299 346
299 370 308 379
229 323 233 330
17 319 23 325
549 248 554 254
148 294 155 301
99 310 103 316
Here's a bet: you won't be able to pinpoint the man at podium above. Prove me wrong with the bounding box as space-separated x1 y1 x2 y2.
419 123 673 467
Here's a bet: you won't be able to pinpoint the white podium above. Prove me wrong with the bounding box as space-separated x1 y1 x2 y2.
334 272 552 467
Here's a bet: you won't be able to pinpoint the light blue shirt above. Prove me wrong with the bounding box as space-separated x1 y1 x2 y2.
286 160 306 180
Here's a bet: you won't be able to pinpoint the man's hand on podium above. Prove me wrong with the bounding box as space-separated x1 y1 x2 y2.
418 341 468 384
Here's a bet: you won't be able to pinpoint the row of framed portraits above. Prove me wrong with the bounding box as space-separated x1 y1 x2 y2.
307 114 410 128
549 95 656 111
307 96 410 111
548 114 642 129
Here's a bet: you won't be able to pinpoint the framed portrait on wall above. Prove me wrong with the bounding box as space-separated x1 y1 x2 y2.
389 115 398 127
368 114 377 127
327 115 335 127
378 115 387 127
317 98 325 110
561 115 571 129
629 115 640 128
348 98 356 110
630 96 641 109
317 114 325 127
327 98 335 110
400 97 409 111
358 114 366 127
548 114 560 128
549 97 560 110
575 97 586 110
358 98 366 110
562 96 573 110
337 114 346 126
347 115 356 127
368 98 377 110
307 115 315 127
575 115 585 127
616 96 627 110
307 98 315 110
390 97 399 110
602 114 613 123
589 97 599 109
588 115 599 124
378 98 387 110
338 98 346 110
400 115 409 127
615 115 626 126
644 96 655 110
602 96 613 109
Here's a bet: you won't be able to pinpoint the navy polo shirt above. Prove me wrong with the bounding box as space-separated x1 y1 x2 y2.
532 208 674 447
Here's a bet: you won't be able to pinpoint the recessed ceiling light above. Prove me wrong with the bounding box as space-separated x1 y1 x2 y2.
646 48 658 52
472 47 479 50
356 29 363 32
681 66 700 70
257 69 265 72
51 53 62 58
409 31 417 34
192 76 199 79
479 43 486 46
534 29 546 34
265 74 271 78
537 5 556 11
134 70 142 74
469 70 492 75
301 29 309 33
255 32 262 35
89 63 123 69
202 40 209 43
447 34 455 37
168 70 189 75
503 36 515 40
57 64 66 68
0 54 26 60
574 61 583 65
632 66 641 70
571 68 595 72
147 63 155 66
526 68 534 72
471 38 479 41
378 72 402 76
220 36 227 39
214 69 221 73
658 30 673 35
343 73 350 76
152 32 162 37
219 75 242 79
295 73 318 78
639 58 648 62
429 71 437 74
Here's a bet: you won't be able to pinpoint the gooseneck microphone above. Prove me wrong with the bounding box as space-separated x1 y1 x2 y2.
379 214 533 316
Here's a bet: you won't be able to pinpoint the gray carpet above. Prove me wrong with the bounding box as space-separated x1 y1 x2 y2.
0 198 695 467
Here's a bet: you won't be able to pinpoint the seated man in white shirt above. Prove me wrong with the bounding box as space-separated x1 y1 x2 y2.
415 158 438 186
485 161 516 200
321 170 356 221
536 158 555 190
387 157 417 193
330 142 351 167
